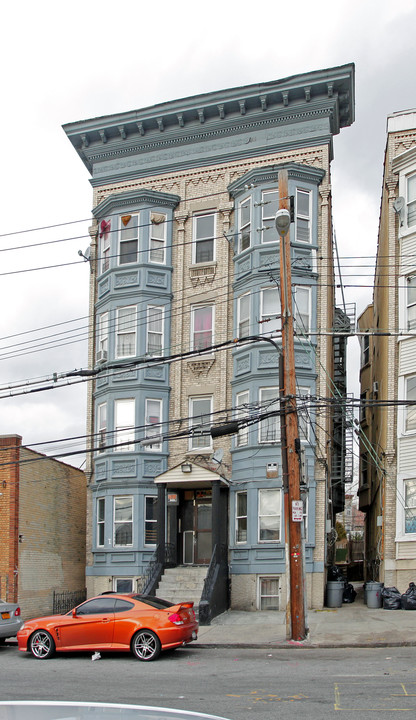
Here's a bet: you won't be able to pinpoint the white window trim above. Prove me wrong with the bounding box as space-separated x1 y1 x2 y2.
260 287 281 336
398 374 416 436
97 312 109 361
297 386 311 443
145 495 158 546
258 488 282 543
114 398 135 452
118 213 139 266
144 398 162 452
235 490 248 544
190 305 214 352
257 575 280 611
235 390 249 447
258 387 280 444
99 218 111 274
237 292 250 338
295 188 311 244
146 305 164 356
396 475 416 541
189 395 213 451
261 189 279 244
293 285 312 335
113 495 133 547
239 197 251 253
192 212 216 264
96 497 105 547
149 212 167 264
115 305 137 359
97 402 107 454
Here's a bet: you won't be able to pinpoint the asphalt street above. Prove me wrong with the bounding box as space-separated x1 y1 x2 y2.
1 643 416 719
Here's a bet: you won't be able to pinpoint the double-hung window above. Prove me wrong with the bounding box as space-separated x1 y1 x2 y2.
149 212 166 264
297 386 310 442
97 498 105 547
235 390 249 447
258 388 280 443
235 491 247 543
113 496 133 546
97 312 109 362
238 293 250 337
119 214 139 265
97 403 107 453
360 334 370 366
404 479 416 534
407 276 416 330
145 496 158 544
293 285 311 334
189 396 212 450
295 189 311 243
239 198 251 252
146 306 164 355
193 213 215 263
116 306 136 358
191 305 214 351
407 174 416 228
260 287 281 335
99 218 111 273
258 488 281 542
144 399 162 452
261 190 279 243
115 399 135 451
405 376 416 432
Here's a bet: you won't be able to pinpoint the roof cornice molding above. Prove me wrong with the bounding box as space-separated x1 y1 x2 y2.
63 64 354 175
391 144 416 174
93 188 181 217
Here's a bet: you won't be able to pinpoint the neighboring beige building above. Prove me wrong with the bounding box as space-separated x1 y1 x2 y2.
358 109 416 589
0 434 86 618
64 64 355 615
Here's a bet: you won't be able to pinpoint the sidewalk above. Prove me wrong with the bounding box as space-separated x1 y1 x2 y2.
196 592 416 649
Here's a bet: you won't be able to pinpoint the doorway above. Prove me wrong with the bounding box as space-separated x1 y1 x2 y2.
181 490 212 564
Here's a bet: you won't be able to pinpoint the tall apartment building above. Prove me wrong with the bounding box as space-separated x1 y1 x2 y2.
358 109 416 589
64 64 355 614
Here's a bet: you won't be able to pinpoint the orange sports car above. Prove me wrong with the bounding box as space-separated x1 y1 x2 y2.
17 594 198 661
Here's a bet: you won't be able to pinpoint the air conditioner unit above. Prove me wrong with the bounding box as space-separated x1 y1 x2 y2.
96 350 108 364
373 381 379 395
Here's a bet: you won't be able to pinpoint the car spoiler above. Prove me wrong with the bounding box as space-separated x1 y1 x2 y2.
168 602 194 611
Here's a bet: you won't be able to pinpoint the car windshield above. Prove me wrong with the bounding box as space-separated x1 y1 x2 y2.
131 595 174 609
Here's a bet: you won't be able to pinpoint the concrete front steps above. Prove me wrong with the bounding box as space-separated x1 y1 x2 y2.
156 565 207 609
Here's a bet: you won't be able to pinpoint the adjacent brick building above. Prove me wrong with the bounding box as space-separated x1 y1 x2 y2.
0 435 86 618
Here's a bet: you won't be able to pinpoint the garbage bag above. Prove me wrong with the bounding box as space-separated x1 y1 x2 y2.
327 565 344 581
401 582 416 610
381 586 402 610
343 583 357 603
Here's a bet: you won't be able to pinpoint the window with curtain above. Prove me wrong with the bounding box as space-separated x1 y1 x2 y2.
258 488 281 542
192 305 214 350
116 306 136 358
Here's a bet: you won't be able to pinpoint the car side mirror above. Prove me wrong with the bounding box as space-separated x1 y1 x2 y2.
72 609 77 617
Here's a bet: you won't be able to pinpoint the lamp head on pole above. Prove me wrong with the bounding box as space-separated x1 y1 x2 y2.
275 208 291 237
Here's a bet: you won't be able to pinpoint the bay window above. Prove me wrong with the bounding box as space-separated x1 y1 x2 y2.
295 189 311 243
405 375 416 431
144 399 162 451
294 285 311 334
235 491 247 543
97 311 109 362
147 305 164 355
239 197 251 252
261 190 279 243
238 292 250 337
97 498 105 547
149 212 166 263
97 403 107 453
258 388 280 443
407 174 416 227
236 390 249 446
406 276 416 330
99 218 111 273
260 287 281 335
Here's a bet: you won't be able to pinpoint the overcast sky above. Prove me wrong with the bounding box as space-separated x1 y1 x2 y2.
1 0 415 467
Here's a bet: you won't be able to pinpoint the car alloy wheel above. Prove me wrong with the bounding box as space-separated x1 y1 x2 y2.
29 630 55 659
132 629 161 661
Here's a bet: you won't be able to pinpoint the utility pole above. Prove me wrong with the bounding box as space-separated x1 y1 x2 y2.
276 170 307 641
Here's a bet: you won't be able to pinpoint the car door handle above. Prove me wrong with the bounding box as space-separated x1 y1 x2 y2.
102 618 111 623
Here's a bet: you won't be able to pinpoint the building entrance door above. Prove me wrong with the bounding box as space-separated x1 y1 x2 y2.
181 491 212 564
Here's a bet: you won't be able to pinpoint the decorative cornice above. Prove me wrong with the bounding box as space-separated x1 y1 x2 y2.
63 64 355 175
92 188 181 218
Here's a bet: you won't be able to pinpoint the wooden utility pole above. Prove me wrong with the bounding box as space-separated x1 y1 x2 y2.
277 170 306 641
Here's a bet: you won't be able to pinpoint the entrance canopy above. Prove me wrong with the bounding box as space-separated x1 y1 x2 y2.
154 461 229 490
